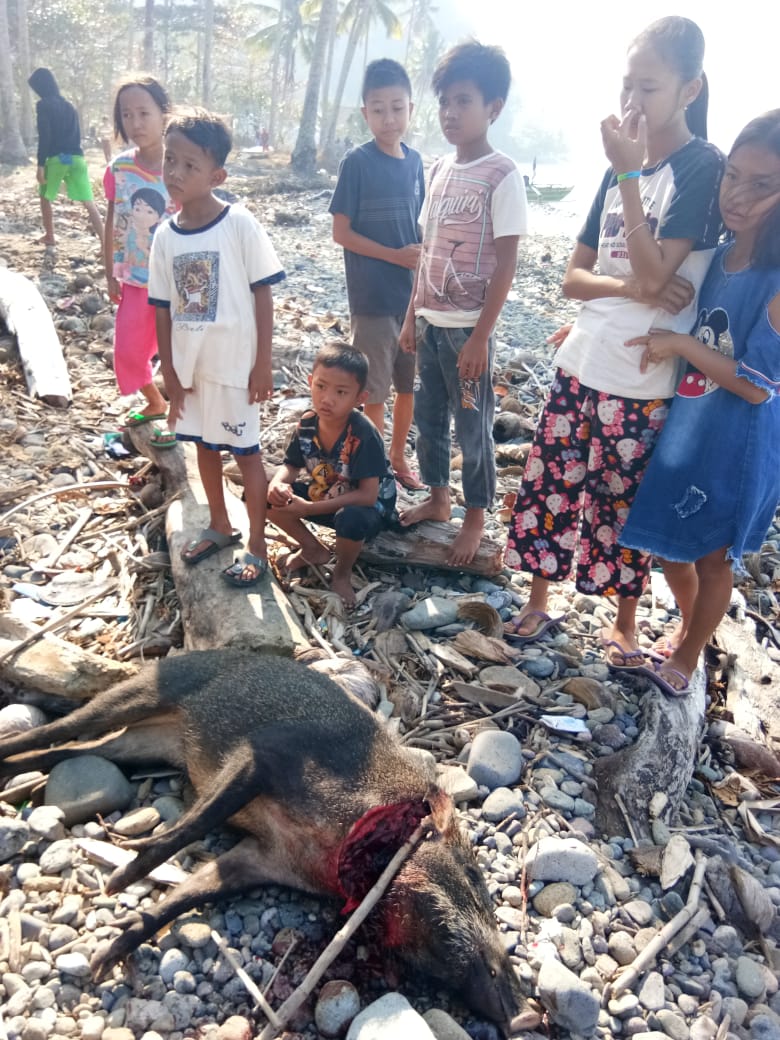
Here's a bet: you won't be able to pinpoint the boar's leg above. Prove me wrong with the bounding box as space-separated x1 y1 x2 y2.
0 670 166 765
92 832 304 982
105 743 261 893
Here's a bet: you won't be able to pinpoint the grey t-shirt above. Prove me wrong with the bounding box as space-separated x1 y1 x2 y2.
329 140 424 316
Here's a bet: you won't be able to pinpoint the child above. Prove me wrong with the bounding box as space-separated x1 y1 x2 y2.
329 58 425 490
399 41 527 566
267 342 397 607
104 76 176 440
619 110 780 696
148 108 285 586
27 67 104 249
504 17 724 669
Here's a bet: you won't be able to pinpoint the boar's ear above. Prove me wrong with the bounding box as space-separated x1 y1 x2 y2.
424 786 455 834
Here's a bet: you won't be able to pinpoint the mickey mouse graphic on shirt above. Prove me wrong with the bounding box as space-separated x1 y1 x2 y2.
676 306 735 398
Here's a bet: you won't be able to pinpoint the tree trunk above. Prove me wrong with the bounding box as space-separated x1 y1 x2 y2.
592 669 706 839
0 268 71 406
143 0 155 70
715 613 780 751
266 2 284 146
321 9 363 165
15 0 34 147
358 520 505 577
290 0 338 174
0 0 27 164
201 0 214 105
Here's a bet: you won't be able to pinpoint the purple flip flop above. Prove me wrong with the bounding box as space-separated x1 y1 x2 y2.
503 610 567 646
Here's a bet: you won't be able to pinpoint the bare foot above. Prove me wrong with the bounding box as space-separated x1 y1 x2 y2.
447 511 483 567
398 497 450 527
330 571 356 607
282 545 330 575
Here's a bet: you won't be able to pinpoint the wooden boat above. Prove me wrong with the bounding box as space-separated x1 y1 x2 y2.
526 183 574 202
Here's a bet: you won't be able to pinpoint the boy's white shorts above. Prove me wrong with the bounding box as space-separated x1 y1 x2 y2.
174 377 261 455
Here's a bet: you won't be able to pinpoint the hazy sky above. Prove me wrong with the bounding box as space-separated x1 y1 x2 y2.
447 0 779 173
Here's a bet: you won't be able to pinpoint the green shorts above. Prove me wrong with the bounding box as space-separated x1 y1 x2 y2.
39 154 94 202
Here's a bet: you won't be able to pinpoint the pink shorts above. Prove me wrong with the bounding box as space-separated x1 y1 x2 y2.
114 282 158 395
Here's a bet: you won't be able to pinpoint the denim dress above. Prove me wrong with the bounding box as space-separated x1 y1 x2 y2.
620 243 780 565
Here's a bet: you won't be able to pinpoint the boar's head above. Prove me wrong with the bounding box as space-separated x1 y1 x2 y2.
376 795 523 1030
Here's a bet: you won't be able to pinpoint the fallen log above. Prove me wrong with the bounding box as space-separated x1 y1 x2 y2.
0 267 72 407
359 520 504 577
714 614 780 753
593 669 706 839
126 427 307 654
0 616 135 698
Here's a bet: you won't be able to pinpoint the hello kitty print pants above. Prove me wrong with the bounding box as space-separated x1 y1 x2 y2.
505 369 669 597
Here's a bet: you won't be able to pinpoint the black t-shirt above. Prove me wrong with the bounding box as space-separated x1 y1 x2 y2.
35 95 83 166
284 408 397 514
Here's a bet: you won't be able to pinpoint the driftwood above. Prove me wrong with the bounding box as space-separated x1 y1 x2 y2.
126 427 307 654
0 616 135 698
0 267 72 407
593 669 706 839
359 520 504 576
715 614 780 752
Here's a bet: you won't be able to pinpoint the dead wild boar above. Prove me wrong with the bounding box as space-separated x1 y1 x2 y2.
0 650 522 1029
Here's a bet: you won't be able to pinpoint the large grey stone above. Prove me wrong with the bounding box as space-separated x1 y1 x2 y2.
45 755 135 826
346 993 435 1039
466 730 523 789
537 958 599 1034
526 836 600 885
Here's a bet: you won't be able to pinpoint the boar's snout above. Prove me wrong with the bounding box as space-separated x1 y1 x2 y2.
383 831 522 1028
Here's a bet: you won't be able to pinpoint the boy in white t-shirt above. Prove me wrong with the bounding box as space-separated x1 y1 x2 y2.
148 109 285 586
399 41 527 567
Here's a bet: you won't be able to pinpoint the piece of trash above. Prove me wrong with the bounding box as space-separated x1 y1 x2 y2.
103 432 131 458
539 714 590 734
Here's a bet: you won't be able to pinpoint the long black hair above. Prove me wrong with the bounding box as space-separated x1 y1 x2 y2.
728 110 780 269
632 17 709 140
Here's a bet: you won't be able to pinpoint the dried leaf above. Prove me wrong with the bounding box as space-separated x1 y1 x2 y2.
737 801 780 850
447 680 520 709
456 600 503 638
452 629 519 664
712 772 761 807
428 642 480 677
729 864 776 933
660 833 694 889
629 845 664 877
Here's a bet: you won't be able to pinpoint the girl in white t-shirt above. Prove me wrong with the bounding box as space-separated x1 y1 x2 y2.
504 16 724 671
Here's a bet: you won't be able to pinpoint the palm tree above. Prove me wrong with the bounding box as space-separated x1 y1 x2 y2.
249 0 305 147
16 0 34 146
290 0 337 172
202 0 215 104
321 0 402 163
0 0 27 164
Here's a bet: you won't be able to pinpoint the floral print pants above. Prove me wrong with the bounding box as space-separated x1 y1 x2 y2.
505 369 669 597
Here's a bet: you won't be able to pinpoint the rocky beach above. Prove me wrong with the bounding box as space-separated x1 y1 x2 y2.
1 150 780 1040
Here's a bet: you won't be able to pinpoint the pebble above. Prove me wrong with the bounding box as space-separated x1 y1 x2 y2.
466 730 523 789
736 955 767 1000
532 881 577 917
314 980 361 1037
346 994 435 1039
537 958 600 1034
401 597 459 631
526 836 600 885
45 755 135 826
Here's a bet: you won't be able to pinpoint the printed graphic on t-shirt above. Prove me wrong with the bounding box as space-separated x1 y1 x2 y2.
173 252 219 321
677 306 734 398
421 170 500 309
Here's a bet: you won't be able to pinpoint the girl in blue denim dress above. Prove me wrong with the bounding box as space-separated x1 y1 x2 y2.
620 110 780 696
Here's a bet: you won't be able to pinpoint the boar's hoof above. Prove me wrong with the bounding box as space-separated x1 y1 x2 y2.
90 915 147 981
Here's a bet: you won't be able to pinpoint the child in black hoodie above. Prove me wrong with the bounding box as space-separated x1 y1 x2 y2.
28 67 103 249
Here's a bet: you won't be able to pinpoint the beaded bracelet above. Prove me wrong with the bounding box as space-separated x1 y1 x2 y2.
617 170 642 182
625 221 649 241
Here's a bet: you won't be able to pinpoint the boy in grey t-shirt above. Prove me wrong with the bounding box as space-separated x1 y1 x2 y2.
329 59 425 491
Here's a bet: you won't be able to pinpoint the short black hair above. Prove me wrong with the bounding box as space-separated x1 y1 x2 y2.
313 341 369 392
113 75 172 143
432 40 511 104
362 59 412 102
165 108 232 167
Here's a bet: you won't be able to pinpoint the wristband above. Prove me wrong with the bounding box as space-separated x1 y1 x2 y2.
617 170 642 182
624 221 649 241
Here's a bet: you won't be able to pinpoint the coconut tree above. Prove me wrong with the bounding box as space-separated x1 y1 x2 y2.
16 0 34 145
290 0 337 172
0 0 27 164
320 0 402 164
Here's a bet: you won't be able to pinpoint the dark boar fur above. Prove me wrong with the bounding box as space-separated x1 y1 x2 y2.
0 650 522 1030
